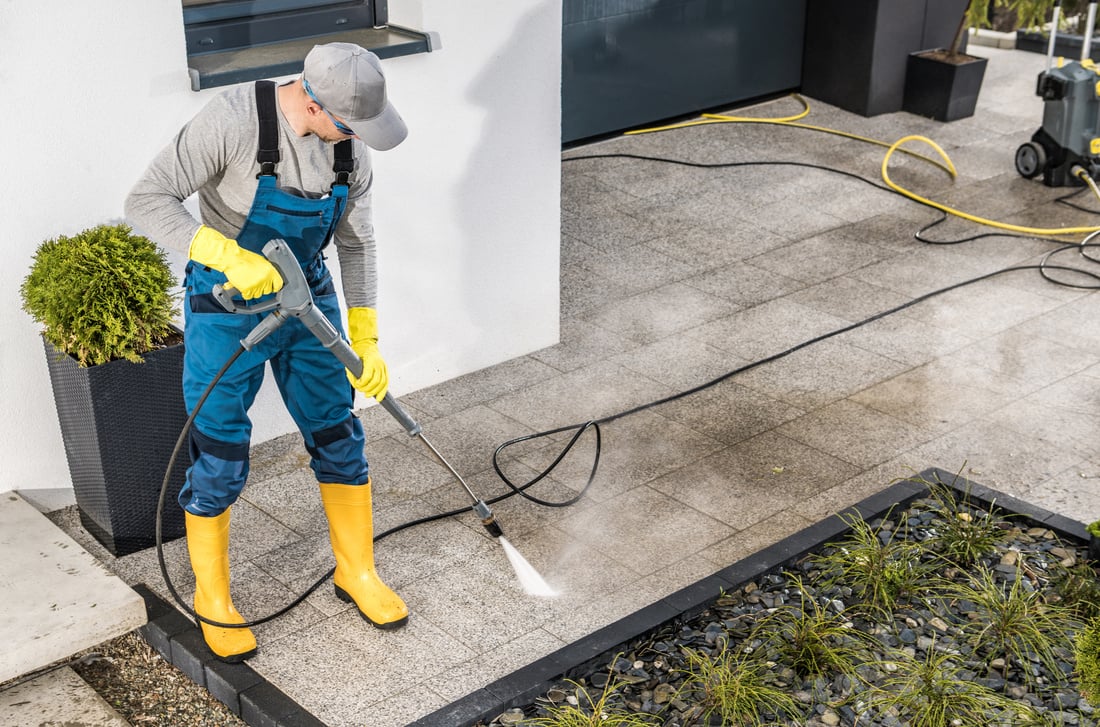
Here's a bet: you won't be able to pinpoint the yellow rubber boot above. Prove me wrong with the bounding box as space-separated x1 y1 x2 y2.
184 510 258 662
319 481 409 629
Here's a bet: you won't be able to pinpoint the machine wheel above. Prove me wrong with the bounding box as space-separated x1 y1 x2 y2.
1015 141 1047 179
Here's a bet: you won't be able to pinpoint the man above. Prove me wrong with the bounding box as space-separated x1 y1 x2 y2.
125 43 408 663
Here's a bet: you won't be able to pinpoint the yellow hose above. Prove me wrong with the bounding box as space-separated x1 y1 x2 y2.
625 95 1100 238
881 135 1100 236
627 95 954 175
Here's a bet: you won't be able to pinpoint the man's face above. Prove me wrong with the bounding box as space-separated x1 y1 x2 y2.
303 79 359 144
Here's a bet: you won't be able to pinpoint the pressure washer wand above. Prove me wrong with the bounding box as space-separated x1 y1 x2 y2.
374 400 504 538
215 239 504 539
329 343 505 539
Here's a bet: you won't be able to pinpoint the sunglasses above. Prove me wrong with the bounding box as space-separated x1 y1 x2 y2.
302 79 356 136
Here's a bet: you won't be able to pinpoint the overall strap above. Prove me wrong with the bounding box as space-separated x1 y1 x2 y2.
255 80 280 177
332 139 353 189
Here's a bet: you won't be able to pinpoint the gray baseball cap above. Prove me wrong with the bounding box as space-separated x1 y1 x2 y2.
302 43 407 150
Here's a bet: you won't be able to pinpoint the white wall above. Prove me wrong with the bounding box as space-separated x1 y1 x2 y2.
0 0 561 493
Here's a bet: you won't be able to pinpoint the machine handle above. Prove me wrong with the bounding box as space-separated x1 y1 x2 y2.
1047 0 1062 73
1084 1 1097 62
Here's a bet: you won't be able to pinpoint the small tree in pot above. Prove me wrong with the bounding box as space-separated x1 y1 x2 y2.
905 0 1055 120
943 0 1056 58
21 223 189 556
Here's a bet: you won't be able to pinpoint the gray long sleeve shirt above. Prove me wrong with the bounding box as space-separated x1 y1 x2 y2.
125 81 377 309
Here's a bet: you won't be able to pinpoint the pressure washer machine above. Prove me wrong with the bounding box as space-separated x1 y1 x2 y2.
1016 1 1100 186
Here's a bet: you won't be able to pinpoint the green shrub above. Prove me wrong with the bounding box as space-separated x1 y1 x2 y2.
752 576 873 679
1051 561 1100 623
1076 616 1100 704
922 482 1006 567
21 224 178 366
675 646 800 726
808 511 938 615
864 638 1047 727
521 670 660 727
947 561 1077 688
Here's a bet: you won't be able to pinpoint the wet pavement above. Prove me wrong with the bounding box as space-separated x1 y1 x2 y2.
54 46 1100 726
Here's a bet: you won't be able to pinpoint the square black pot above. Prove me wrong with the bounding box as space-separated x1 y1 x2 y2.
43 331 189 556
903 49 988 122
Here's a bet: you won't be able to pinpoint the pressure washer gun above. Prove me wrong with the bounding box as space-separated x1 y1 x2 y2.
212 239 504 539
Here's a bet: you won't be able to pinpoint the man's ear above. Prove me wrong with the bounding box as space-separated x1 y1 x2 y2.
299 83 322 117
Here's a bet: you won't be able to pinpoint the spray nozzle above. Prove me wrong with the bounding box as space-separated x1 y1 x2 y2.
482 516 504 539
473 500 503 538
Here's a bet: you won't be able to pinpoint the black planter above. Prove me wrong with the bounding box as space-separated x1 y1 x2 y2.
43 331 188 556
902 49 988 122
801 0 968 117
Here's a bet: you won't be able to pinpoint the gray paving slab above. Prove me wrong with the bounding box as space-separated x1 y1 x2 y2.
0 666 130 727
776 399 940 469
0 493 146 684
648 430 862 530
652 378 806 445
784 274 915 323
840 312 978 367
746 224 903 284
41 45 1100 727
734 337 911 410
685 296 853 362
579 281 742 345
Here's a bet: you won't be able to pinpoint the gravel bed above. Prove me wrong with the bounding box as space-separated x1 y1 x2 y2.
69 631 247 726
486 493 1100 726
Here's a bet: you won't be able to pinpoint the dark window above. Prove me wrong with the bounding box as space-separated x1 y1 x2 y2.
183 0 380 58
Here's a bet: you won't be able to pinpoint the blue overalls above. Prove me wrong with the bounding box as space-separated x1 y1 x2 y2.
179 81 368 517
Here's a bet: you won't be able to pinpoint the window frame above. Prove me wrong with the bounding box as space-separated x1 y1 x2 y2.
181 0 435 92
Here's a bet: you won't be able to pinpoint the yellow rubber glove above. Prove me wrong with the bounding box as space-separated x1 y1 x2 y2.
347 307 389 401
189 226 284 300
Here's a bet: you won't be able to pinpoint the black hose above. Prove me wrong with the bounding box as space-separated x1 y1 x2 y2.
154 345 328 630
489 260 1100 497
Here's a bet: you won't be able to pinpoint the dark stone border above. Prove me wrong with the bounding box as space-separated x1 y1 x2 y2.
132 584 325 727
133 466 1091 727
409 466 1092 727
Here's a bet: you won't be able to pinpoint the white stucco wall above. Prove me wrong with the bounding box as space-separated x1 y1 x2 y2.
0 0 561 493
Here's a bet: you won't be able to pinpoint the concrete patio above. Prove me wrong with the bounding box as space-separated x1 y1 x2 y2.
42 45 1100 726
